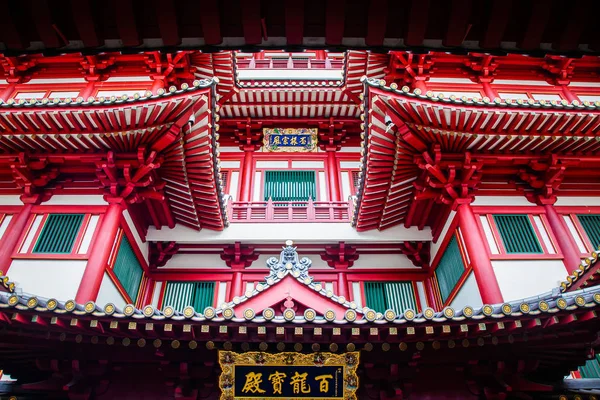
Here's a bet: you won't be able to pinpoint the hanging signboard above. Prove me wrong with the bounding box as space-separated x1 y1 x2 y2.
219 351 359 400
263 128 318 152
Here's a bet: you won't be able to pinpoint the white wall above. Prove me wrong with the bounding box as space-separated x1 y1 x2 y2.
471 196 533 206
349 253 418 269
8 260 87 300
96 272 127 308
431 211 456 261
450 272 483 309
0 195 22 205
43 195 107 205
122 209 148 263
555 196 600 206
151 281 164 307
0 215 13 241
492 260 566 302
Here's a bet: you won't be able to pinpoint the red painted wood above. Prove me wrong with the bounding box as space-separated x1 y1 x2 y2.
240 0 263 45
229 272 243 301
70 0 99 47
239 150 254 202
285 0 304 45
113 0 140 47
327 151 342 202
75 202 122 303
0 204 33 273
365 0 387 47
457 203 503 304
325 0 345 45
337 272 349 298
155 0 180 47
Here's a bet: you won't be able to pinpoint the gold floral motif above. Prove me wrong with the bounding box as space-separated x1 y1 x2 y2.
218 351 360 400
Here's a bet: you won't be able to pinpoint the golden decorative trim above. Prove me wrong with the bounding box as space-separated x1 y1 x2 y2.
218 351 360 400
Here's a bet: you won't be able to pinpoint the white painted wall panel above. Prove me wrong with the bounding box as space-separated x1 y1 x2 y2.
479 215 500 254
77 215 100 254
431 211 456 260
341 171 352 200
449 273 483 309
291 161 324 168
351 282 363 308
43 195 107 205
96 272 127 308
221 161 241 168
563 215 587 253
216 282 228 308
0 195 23 205
349 253 417 269
416 281 428 309
20 215 43 253
255 161 288 168
318 171 328 201
122 210 148 263
471 196 532 206
229 171 240 200
8 260 86 300
0 215 13 241
151 281 164 307
325 282 334 293
492 260 566 302
340 161 361 169
555 197 600 206
163 253 229 269
533 216 555 253
253 171 262 201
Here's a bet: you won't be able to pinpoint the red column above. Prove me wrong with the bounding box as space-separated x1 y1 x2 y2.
337 271 349 299
0 203 34 273
543 203 581 272
481 81 498 99
456 202 503 304
151 78 165 94
239 147 254 202
75 201 123 303
560 86 579 103
0 85 16 102
79 80 97 99
413 78 428 93
327 150 342 202
229 271 243 301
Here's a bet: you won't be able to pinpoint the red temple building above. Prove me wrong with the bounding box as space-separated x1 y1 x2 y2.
1 1 600 399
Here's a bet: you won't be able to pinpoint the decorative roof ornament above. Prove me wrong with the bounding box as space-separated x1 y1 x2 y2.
266 240 313 283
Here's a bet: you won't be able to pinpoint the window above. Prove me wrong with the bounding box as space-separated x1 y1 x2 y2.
162 281 215 312
364 281 417 314
112 236 144 303
493 214 543 254
221 170 230 192
435 235 465 303
264 170 316 202
577 215 600 249
33 214 84 254
579 356 600 378
351 171 360 194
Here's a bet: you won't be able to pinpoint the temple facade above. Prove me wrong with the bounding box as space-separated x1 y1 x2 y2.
1 43 600 399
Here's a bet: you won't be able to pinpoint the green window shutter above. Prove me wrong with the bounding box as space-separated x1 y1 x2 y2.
112 236 144 303
264 170 316 202
579 356 600 378
384 282 417 314
493 214 543 254
33 214 84 254
435 235 465 303
365 282 417 314
163 281 215 313
578 215 600 250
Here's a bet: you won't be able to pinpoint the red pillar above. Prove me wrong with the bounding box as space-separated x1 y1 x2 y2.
229 271 243 301
151 78 165 94
0 85 16 102
456 202 503 304
337 271 349 299
543 203 581 272
413 78 428 93
327 150 342 202
239 147 254 202
481 81 498 99
79 80 97 99
560 85 579 103
0 203 34 273
75 201 123 303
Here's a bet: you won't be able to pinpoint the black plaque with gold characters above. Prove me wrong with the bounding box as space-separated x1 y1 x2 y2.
218 351 359 400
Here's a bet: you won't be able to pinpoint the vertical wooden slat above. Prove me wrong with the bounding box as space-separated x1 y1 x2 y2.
435 235 465 303
33 214 84 254
494 214 542 254
112 236 143 304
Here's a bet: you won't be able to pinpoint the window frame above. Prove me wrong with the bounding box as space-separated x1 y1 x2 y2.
557 207 600 255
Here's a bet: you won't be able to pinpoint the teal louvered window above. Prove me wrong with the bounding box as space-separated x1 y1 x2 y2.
578 215 600 250
493 214 543 254
364 282 417 314
112 236 144 303
33 214 84 254
435 235 465 303
579 356 600 378
162 282 215 312
264 170 316 202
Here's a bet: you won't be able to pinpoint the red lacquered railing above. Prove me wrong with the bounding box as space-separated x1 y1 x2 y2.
226 198 353 223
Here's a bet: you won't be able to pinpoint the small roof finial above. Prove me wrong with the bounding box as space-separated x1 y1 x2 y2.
285 240 293 246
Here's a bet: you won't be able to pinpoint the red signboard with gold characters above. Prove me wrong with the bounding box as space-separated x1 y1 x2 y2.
218 351 359 400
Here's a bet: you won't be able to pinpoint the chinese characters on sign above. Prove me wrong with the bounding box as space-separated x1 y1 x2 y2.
235 366 341 398
218 351 360 400
263 128 318 152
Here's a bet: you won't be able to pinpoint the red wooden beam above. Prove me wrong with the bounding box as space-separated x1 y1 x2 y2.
480 0 512 49
517 0 551 50
0 2 26 49
365 0 387 47
199 0 222 45
285 0 304 46
443 0 472 47
325 0 345 45
405 0 430 47
155 0 180 47
29 0 61 48
553 0 591 52
113 0 140 47
240 0 263 45
70 0 99 48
